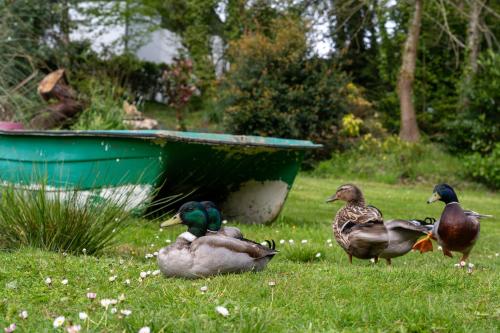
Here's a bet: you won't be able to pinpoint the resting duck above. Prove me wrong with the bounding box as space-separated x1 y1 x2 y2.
327 184 389 263
379 218 433 265
158 202 277 278
413 184 491 264
201 201 243 239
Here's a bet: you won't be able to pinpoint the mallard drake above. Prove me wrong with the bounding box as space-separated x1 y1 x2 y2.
379 218 433 265
158 201 277 278
413 184 491 264
201 201 243 239
326 184 389 263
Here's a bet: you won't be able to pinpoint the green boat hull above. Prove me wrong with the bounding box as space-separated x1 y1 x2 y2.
0 130 320 223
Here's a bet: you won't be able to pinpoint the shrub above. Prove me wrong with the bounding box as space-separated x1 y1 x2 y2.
312 136 470 186
71 78 129 130
464 143 500 190
220 16 363 159
162 57 198 130
0 183 138 255
447 50 499 154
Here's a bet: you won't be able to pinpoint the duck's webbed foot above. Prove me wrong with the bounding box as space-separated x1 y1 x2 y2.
412 233 434 253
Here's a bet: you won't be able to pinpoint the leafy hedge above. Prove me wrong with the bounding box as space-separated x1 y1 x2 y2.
464 143 500 190
219 17 373 160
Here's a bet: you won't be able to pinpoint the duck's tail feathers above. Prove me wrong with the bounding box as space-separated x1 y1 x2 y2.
410 217 436 225
263 239 278 252
241 238 278 254
465 210 493 219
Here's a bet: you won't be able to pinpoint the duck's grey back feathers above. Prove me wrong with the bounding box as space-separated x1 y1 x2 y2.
379 219 429 259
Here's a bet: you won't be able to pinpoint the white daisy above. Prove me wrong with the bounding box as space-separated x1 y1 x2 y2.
120 309 132 317
53 316 65 328
215 305 229 317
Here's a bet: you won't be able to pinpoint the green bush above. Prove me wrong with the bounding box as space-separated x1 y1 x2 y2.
71 78 129 130
464 143 500 190
312 136 471 186
447 50 499 154
0 183 136 255
220 16 361 158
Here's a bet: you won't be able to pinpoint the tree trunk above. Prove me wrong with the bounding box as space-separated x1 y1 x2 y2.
397 0 423 142
461 0 484 109
30 69 85 129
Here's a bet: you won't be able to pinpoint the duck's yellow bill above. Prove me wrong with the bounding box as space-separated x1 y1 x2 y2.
160 213 182 228
412 233 434 253
427 192 441 204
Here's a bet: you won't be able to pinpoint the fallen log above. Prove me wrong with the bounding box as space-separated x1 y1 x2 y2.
30 69 85 129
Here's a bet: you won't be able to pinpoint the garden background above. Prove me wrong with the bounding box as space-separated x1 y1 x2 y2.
0 1 498 332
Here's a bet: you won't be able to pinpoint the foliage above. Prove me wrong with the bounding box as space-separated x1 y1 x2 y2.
446 51 500 154
220 16 356 158
312 135 474 187
71 79 129 130
162 57 198 130
340 114 363 137
0 4 45 122
0 183 134 255
464 143 500 190
1 176 499 331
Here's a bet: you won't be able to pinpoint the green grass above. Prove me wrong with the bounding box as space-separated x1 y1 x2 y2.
1 176 499 332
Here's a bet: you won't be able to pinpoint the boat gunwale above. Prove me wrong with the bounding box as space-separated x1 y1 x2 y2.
0 130 323 150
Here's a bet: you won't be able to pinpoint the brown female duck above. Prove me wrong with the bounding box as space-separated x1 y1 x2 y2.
326 184 389 263
413 184 491 264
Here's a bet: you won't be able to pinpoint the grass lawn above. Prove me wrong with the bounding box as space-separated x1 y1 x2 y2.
1 176 499 332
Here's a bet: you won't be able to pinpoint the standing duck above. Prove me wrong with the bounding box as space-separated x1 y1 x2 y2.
413 184 491 264
201 201 244 239
158 201 277 278
326 184 389 263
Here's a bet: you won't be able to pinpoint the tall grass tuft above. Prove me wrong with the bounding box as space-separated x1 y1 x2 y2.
0 183 138 255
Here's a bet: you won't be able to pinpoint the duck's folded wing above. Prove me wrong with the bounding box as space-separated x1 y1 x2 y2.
385 219 430 234
464 210 492 219
221 226 244 239
192 236 276 259
349 222 388 241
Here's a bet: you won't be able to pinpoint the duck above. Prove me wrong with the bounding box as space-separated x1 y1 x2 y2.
326 184 389 263
379 218 434 265
412 184 491 264
158 201 277 278
201 200 276 248
201 201 244 239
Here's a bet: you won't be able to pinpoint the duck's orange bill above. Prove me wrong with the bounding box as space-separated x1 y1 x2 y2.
412 232 434 253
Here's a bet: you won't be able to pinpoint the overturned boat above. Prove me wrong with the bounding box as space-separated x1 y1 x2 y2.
0 130 320 224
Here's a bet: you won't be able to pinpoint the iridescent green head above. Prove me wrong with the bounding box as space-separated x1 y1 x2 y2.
201 201 222 232
427 184 459 204
160 201 208 237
